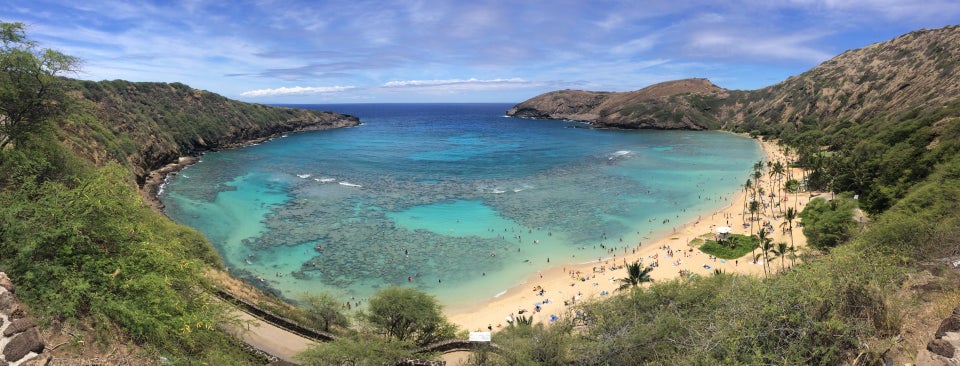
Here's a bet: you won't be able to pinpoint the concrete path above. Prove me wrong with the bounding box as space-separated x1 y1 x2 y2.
220 305 317 363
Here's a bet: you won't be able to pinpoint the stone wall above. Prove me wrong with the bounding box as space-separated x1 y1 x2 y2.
0 272 45 366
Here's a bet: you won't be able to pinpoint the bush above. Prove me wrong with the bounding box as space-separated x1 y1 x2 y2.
800 195 858 250
0 164 247 363
364 286 458 346
296 336 419 366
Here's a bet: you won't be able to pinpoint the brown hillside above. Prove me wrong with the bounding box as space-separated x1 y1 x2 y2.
510 25 960 132
506 78 726 129
720 25 960 129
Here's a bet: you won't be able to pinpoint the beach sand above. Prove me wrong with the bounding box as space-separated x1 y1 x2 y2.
446 137 817 332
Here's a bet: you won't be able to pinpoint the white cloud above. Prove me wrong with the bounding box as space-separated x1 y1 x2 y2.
610 35 659 56
688 29 834 63
240 85 355 97
382 78 532 90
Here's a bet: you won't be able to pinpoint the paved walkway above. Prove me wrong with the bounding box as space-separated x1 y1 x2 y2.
219 304 317 363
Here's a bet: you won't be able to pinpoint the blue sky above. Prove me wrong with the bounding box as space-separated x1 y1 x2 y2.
4 1 959 103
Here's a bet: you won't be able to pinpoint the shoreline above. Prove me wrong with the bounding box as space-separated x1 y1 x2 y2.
141 126 812 335
446 136 815 332
138 115 361 211
140 156 200 211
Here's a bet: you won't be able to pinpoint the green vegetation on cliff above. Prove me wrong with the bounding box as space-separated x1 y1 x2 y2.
60 78 359 182
491 25 960 365
6 19 960 365
0 22 358 364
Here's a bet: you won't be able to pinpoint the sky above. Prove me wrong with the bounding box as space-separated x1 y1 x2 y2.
3 1 960 104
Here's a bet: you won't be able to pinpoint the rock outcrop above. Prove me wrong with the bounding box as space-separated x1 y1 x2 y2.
0 272 45 366
507 78 726 130
916 304 960 365
509 25 960 133
58 80 361 188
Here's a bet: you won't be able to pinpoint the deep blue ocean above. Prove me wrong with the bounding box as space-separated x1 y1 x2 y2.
159 103 761 307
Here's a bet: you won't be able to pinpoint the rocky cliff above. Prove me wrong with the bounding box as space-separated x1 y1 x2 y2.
509 25 960 132
57 80 360 185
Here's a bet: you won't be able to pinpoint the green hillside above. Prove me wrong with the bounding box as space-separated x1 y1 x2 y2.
499 25 960 365
5 19 960 365
0 22 357 364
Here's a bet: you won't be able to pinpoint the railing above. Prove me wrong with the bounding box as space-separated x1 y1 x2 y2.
214 289 504 359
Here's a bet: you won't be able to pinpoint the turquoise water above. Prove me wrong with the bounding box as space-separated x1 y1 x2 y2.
159 103 761 308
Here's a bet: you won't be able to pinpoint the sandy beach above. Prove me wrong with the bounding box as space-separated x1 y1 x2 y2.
447 137 816 332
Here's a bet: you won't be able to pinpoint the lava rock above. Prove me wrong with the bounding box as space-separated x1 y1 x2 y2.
2 327 44 362
927 338 956 358
3 317 36 337
935 315 960 339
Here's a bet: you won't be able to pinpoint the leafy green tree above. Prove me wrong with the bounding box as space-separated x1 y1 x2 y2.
0 22 79 150
296 336 419 366
800 196 858 250
301 292 350 332
364 286 457 346
617 262 653 291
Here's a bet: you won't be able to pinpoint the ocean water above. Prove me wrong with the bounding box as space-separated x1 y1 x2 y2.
159 103 761 308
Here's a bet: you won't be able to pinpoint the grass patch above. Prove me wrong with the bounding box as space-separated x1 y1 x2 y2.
698 234 758 259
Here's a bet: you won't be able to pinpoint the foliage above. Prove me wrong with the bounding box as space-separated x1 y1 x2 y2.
0 163 253 363
60 78 355 178
296 335 420 366
363 286 457 346
782 100 960 214
490 321 572 365
566 245 906 365
0 127 88 188
0 23 262 364
616 262 653 291
800 194 858 250
852 153 960 261
0 22 79 150
698 234 758 259
299 292 350 332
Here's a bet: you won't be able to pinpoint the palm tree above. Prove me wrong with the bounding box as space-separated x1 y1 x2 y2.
749 201 760 262
770 160 786 213
785 179 800 210
617 262 653 291
752 170 763 205
511 315 533 327
754 229 773 276
781 207 798 266
753 160 765 176
771 242 789 273
742 178 753 223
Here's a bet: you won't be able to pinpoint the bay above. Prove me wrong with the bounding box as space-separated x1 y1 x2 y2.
159 103 762 308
